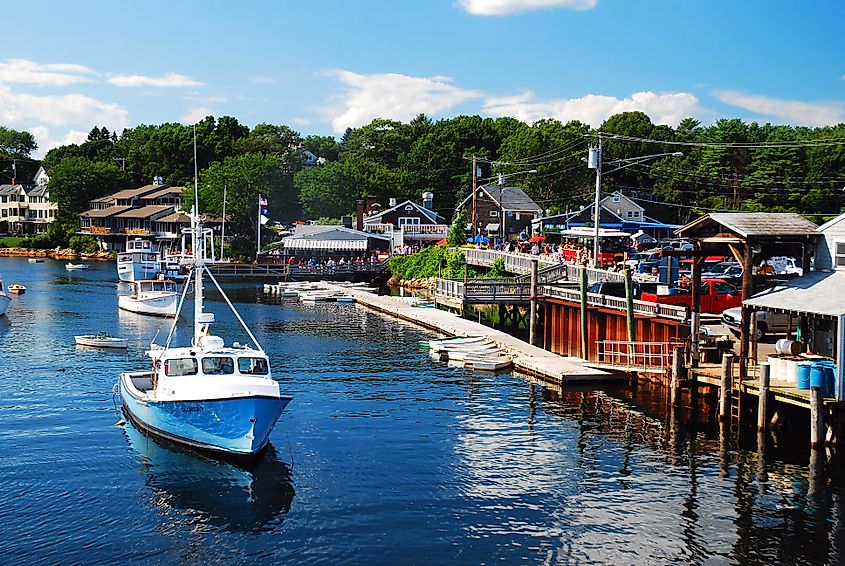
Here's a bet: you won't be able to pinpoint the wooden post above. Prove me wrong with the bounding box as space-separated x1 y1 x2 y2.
739 242 754 380
690 256 702 366
718 420 730 479
624 267 635 342
757 362 770 432
811 386 824 449
671 346 684 406
719 353 733 421
529 259 538 346
580 266 588 360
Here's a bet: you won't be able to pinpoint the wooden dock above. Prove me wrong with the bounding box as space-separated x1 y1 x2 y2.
319 283 618 384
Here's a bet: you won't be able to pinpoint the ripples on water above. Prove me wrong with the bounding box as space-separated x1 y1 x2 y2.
0 257 843 565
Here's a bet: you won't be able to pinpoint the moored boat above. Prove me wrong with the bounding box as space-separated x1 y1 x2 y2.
0 278 11 316
118 140 291 459
117 238 161 282
27 258 45 263
75 332 128 349
7 284 26 295
118 279 179 317
66 262 89 270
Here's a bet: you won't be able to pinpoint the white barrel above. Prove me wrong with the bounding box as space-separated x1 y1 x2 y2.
767 356 784 381
785 358 800 384
775 339 803 356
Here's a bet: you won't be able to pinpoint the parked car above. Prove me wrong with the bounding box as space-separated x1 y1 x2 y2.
767 256 803 277
623 251 662 270
589 280 657 299
721 306 791 340
703 264 743 286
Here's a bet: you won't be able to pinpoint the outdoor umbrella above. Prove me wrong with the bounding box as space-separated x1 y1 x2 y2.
467 234 490 244
528 235 545 243
435 238 448 245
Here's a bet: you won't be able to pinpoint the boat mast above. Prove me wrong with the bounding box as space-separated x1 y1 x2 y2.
192 125 205 346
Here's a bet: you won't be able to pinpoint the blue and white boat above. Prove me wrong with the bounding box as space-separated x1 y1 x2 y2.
0 276 11 317
119 157 291 458
117 238 161 282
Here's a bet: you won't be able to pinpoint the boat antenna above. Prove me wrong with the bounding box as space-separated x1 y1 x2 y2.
191 124 205 346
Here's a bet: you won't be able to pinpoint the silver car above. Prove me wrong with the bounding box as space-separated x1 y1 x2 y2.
722 306 790 340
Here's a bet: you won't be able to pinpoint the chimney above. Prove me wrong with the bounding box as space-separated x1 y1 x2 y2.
341 215 353 229
389 197 397 207
153 175 164 186
355 200 364 231
422 192 434 211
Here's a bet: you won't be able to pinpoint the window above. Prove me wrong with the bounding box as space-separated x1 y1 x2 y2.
489 210 499 217
398 217 420 227
612 194 621 203
202 357 234 375
626 211 634 218
165 358 198 376
836 242 845 268
238 357 269 375
714 282 737 295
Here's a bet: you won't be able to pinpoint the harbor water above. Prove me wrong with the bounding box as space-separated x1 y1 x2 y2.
1 257 844 565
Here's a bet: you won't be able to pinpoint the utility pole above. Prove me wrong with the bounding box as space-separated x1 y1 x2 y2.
471 156 478 244
588 136 602 267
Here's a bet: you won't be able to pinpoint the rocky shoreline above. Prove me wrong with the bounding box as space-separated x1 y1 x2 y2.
387 276 437 289
0 247 115 261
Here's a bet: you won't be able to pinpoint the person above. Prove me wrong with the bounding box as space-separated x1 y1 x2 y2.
287 256 296 266
759 260 775 276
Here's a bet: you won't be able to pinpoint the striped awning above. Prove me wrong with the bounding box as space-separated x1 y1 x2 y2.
283 239 368 251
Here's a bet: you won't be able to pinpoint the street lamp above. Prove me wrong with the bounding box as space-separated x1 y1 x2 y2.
587 137 682 266
496 168 537 242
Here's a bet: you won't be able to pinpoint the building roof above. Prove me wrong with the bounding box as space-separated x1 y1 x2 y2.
142 185 185 200
816 212 845 233
364 199 445 224
155 210 191 223
114 205 174 219
457 185 542 214
0 184 24 195
678 212 819 239
26 185 49 198
110 184 169 201
81 205 132 218
283 226 390 251
744 270 845 318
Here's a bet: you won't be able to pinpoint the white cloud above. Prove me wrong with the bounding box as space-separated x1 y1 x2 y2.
29 126 89 158
181 107 214 124
482 90 702 127
457 0 597 16
0 58 98 86
0 84 128 129
249 75 277 84
108 72 204 88
715 90 844 127
321 70 482 132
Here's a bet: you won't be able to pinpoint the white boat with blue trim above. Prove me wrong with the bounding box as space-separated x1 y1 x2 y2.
119 152 291 458
0 277 11 317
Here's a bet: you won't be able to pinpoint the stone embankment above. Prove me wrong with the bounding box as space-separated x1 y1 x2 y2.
387 277 436 289
0 247 114 261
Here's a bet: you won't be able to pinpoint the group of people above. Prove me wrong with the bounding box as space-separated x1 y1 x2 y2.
284 252 382 271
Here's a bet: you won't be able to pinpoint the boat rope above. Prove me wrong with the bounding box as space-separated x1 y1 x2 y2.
159 274 193 352
204 266 265 352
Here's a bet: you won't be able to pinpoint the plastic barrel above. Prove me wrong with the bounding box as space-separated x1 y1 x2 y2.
797 363 812 390
785 358 800 384
810 365 829 396
775 339 803 356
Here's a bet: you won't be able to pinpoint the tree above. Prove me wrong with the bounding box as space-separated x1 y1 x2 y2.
0 126 37 159
295 161 355 219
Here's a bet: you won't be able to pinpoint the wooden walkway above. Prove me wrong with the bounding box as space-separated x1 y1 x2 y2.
320 283 618 384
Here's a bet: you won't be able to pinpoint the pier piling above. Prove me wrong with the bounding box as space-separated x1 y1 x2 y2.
757 362 770 432
671 347 684 406
719 353 733 421
811 386 824 449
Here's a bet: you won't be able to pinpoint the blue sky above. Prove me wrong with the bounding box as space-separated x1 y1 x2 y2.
4 0 844 156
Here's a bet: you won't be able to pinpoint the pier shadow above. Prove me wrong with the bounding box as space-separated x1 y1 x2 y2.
122 421 295 534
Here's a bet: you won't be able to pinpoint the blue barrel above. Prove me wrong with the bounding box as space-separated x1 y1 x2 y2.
826 366 836 399
797 363 812 390
810 365 828 395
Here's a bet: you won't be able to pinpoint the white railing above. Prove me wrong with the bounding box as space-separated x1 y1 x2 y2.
540 286 689 321
596 340 679 371
403 224 449 235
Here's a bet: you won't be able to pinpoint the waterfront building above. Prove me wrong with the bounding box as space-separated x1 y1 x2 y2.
363 192 449 247
534 191 678 242
282 224 391 262
79 177 199 252
0 168 59 235
456 185 542 242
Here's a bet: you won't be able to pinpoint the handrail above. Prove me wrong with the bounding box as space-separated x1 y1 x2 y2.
595 340 675 371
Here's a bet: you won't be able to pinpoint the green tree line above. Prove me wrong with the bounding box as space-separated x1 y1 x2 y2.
4 111 845 247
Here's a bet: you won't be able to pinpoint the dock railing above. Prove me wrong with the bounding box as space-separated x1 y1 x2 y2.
596 340 677 372
540 286 689 321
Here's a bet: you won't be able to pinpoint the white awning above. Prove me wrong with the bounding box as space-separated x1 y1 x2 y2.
283 239 368 251
485 223 500 232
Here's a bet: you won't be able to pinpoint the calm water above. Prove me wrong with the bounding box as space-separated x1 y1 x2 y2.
1 256 843 565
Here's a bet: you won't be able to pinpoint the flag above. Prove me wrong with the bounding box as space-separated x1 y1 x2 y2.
259 214 269 225
259 195 268 206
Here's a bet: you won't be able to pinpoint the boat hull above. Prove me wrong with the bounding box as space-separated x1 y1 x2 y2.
118 293 178 316
0 294 9 316
74 336 128 349
119 375 291 456
117 260 160 282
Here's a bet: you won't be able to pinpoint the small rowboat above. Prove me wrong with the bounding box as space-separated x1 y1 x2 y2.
66 263 89 270
75 333 128 349
7 284 26 294
27 258 45 263
463 356 513 372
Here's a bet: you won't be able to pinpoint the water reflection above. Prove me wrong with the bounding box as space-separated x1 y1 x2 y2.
122 421 295 534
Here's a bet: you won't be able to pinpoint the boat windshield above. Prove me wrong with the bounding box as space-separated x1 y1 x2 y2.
202 357 235 375
164 358 198 376
238 357 269 375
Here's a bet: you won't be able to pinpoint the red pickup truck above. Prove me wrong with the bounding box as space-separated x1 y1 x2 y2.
639 279 742 314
